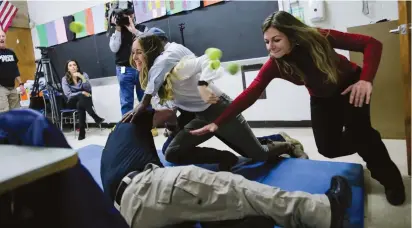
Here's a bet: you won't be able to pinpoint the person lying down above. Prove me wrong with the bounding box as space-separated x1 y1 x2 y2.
100 108 352 228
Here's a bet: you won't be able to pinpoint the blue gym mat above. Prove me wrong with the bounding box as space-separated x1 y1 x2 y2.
77 144 364 228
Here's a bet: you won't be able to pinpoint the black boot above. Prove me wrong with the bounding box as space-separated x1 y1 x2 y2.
218 152 239 172
383 160 405 206
385 182 405 206
94 117 105 125
326 176 352 228
78 128 86 141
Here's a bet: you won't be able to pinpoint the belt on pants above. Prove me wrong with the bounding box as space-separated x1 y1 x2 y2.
114 171 140 210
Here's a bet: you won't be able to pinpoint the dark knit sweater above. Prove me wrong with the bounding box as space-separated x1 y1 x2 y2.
100 112 163 201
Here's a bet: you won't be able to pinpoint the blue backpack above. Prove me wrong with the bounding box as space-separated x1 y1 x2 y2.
0 109 128 228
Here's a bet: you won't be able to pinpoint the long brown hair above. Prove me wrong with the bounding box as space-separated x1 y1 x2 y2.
262 11 340 84
64 59 83 85
130 35 173 104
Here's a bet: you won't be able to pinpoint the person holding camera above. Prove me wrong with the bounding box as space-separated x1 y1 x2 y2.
0 27 25 113
109 7 148 117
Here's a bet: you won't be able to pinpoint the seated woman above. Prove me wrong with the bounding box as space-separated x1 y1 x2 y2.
123 35 308 171
62 59 104 140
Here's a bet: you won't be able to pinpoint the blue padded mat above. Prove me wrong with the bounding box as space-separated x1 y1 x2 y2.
77 144 364 228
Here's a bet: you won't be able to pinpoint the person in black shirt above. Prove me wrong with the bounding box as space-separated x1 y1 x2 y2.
100 108 174 201
0 28 25 113
108 4 147 116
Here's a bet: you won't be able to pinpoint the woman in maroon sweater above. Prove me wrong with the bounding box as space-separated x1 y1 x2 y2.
191 11 405 206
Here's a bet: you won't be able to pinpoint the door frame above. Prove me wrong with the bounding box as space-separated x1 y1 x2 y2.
397 0 411 175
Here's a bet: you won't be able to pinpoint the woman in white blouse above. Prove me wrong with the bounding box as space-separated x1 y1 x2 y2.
124 35 307 170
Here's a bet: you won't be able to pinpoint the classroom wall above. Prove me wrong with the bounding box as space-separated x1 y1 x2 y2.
278 0 399 58
28 1 102 60
27 1 399 124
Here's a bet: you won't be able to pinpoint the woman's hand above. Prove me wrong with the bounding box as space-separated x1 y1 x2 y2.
72 72 83 80
111 14 117 25
190 123 218 136
82 91 91 97
73 72 86 82
341 80 373 107
121 103 146 123
110 15 121 31
198 85 219 104
125 16 138 34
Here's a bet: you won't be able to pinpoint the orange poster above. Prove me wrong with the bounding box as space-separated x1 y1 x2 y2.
203 0 223 7
85 8 95 35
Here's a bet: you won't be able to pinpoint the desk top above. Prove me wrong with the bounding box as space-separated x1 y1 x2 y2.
0 145 78 195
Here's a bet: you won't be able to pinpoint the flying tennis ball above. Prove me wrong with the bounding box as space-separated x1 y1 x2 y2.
226 63 240 75
210 60 221 70
205 48 222 61
69 21 84 33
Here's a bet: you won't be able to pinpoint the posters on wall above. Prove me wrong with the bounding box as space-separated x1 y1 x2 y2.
36 0 224 47
165 0 200 15
203 0 223 7
133 0 167 24
36 4 106 47
92 4 106 34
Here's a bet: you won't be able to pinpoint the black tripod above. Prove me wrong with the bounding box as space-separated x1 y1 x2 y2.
179 23 185 46
30 47 62 125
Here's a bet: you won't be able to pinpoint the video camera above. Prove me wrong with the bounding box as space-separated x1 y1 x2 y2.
110 8 134 27
108 1 134 27
35 46 53 59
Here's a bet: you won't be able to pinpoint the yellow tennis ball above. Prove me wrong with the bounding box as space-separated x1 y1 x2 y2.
205 48 222 61
69 21 84 33
226 63 240 75
210 60 221 70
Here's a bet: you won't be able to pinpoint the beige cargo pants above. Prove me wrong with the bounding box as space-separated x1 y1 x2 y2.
120 164 331 228
0 85 20 113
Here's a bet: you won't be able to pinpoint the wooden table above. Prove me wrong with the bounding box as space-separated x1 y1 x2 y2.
0 145 78 195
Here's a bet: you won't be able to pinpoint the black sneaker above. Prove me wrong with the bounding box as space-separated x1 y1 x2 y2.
385 184 405 206
95 117 105 125
326 176 352 228
78 128 86 141
218 155 239 172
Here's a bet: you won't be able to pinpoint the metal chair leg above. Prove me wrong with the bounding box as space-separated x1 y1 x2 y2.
60 112 63 131
73 112 76 139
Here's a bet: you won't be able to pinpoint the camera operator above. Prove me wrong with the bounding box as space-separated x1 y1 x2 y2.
109 6 148 116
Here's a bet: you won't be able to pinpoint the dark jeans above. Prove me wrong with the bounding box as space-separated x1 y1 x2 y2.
164 94 269 166
310 93 403 188
67 94 100 129
116 66 144 115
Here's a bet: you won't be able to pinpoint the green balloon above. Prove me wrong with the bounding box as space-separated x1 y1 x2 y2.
205 48 222 60
210 60 221 70
226 63 239 75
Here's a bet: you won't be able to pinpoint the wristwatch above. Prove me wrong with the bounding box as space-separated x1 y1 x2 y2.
198 80 208 86
19 83 24 86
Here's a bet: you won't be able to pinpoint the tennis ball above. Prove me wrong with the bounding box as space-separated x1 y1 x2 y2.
210 60 221 70
69 21 84 33
205 48 222 61
226 63 240 75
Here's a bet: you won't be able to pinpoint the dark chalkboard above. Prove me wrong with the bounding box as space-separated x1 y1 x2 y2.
48 33 116 79
143 1 278 61
48 1 278 79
